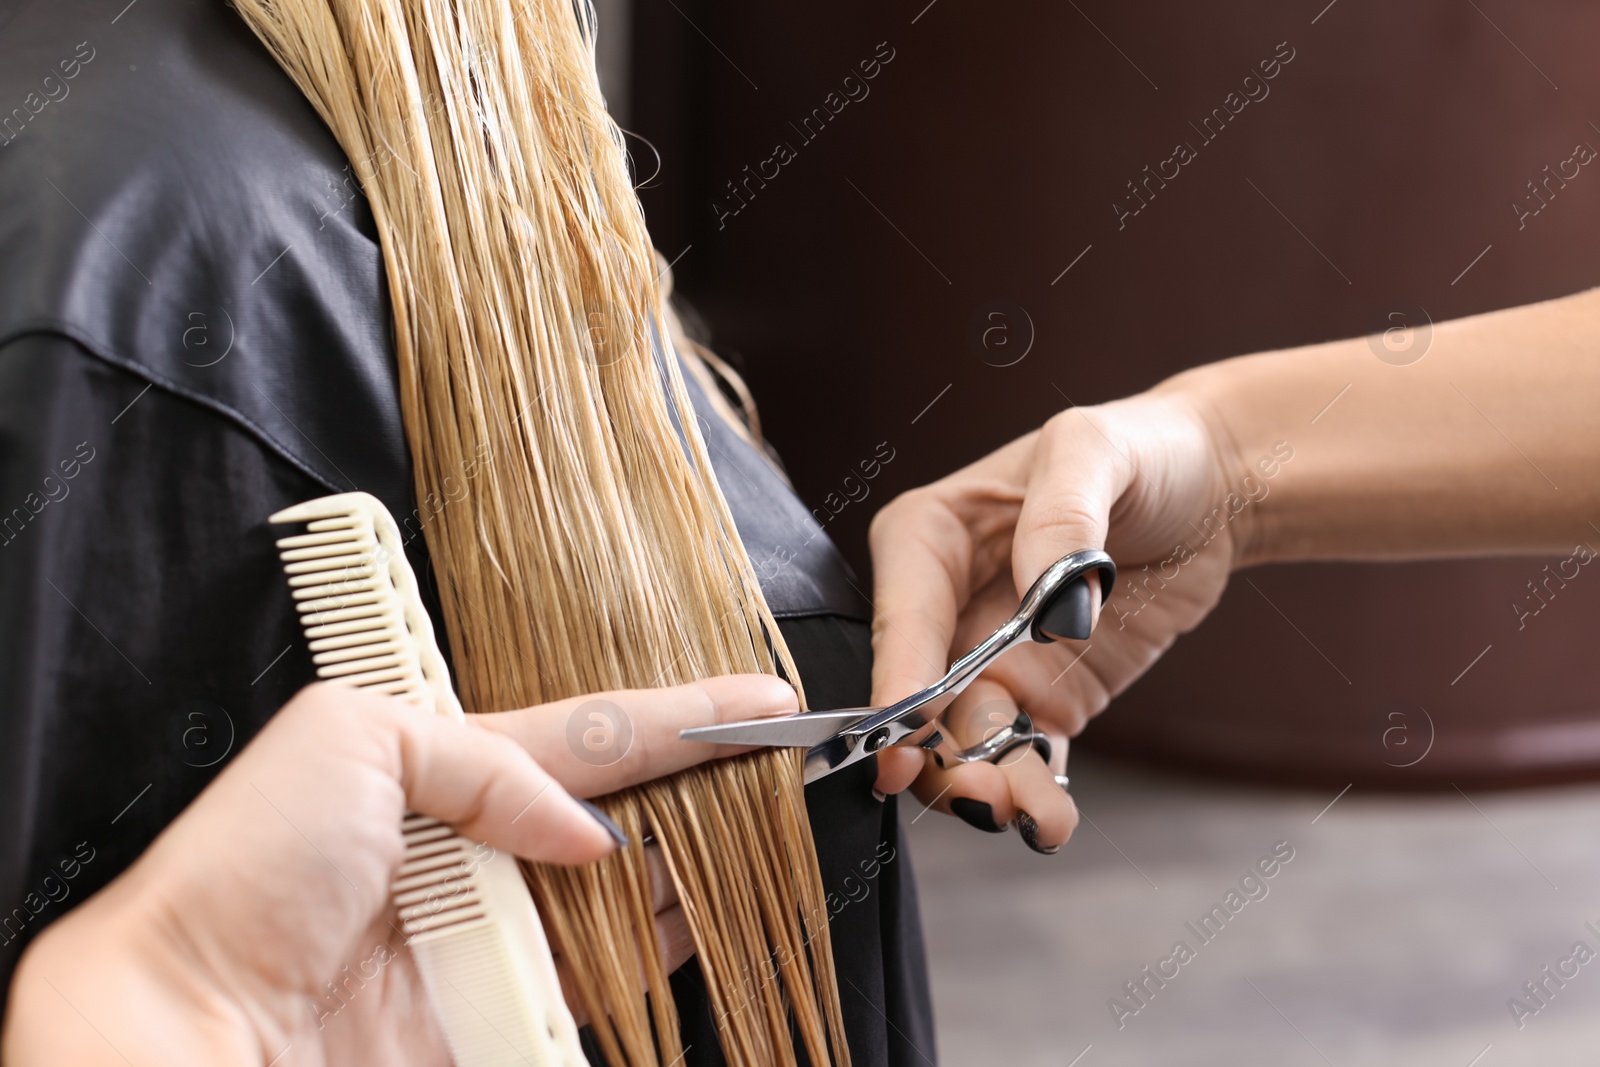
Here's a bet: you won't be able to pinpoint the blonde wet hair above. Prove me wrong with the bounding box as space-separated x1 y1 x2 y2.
231 0 849 1061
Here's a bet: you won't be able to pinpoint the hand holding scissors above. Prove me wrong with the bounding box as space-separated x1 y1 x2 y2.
681 550 1116 846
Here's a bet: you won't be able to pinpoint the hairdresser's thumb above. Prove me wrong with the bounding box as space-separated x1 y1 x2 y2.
394 706 621 866
1012 411 1126 635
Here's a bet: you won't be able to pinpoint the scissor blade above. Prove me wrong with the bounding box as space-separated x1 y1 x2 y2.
679 708 876 748
803 724 944 784
803 732 866 783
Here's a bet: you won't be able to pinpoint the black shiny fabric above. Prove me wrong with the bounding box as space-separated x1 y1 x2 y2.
0 0 935 1062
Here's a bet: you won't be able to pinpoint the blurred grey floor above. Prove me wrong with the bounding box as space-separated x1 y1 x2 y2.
907 749 1600 1067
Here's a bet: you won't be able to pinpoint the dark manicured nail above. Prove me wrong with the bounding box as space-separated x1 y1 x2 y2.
576 798 629 848
950 797 1006 834
1014 810 1061 855
1037 576 1095 642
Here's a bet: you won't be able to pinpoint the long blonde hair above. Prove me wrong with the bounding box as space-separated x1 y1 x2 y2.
230 0 849 1061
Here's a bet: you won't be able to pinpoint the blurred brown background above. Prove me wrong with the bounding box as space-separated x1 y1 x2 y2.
622 0 1600 789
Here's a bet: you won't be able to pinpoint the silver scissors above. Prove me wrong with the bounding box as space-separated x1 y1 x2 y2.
680 549 1117 784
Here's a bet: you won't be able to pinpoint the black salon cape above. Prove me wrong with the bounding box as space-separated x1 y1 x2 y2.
0 0 935 1062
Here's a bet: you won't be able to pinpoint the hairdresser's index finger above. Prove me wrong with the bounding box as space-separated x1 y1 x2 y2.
470 674 799 798
867 492 983 793
868 434 1039 708
867 438 1041 793
867 496 969 709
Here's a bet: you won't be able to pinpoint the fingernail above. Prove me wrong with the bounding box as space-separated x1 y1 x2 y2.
576 798 629 848
1014 809 1061 855
1054 775 1070 792
950 797 1006 834
871 789 887 804
1034 577 1092 642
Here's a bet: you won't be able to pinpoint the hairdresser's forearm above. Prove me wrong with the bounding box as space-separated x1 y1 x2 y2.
1165 287 1600 567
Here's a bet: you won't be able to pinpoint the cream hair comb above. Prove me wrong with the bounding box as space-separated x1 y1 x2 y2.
271 492 586 1067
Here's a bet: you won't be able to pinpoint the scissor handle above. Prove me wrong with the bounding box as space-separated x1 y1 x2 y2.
1025 549 1118 643
929 709 1052 770
842 549 1118 748
917 550 1116 774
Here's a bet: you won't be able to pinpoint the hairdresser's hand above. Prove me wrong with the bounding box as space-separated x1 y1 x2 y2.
3 675 797 1066
869 391 1243 848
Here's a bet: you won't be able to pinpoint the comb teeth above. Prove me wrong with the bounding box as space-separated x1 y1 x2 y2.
269 493 461 718
272 492 585 1067
392 816 491 932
